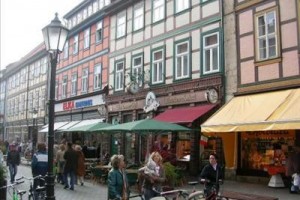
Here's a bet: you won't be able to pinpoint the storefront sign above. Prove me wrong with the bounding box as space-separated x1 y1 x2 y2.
160 91 206 106
108 100 144 112
63 99 92 110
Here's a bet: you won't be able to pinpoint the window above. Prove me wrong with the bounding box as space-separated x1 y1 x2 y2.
88 5 93 16
256 10 278 60
132 55 143 86
72 16 77 27
99 0 104 9
93 1 98 13
203 32 219 74
12 75 15 88
15 97 19 115
20 94 25 113
28 92 33 112
153 0 165 23
55 81 58 100
105 0 110 6
81 68 89 93
16 73 20 86
40 89 45 110
84 28 90 49
71 74 77 96
133 4 144 31
115 60 124 91
96 21 103 43
94 64 102 90
117 13 126 38
41 57 47 74
20 68 26 83
152 48 164 84
73 35 79 55
64 41 69 59
34 60 40 77
11 99 15 116
77 13 82 24
175 40 190 79
83 9 88 20
62 76 68 99
175 0 189 13
34 90 39 110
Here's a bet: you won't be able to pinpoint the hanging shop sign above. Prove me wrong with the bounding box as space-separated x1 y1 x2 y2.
143 91 160 113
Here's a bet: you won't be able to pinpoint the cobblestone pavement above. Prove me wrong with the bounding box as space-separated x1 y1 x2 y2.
3 164 300 200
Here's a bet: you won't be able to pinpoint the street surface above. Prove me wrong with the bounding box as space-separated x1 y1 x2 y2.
3 164 299 200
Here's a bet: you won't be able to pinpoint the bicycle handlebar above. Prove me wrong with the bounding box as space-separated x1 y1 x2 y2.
17 175 45 182
0 180 24 189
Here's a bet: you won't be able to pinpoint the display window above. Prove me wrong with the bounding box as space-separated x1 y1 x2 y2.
240 130 295 171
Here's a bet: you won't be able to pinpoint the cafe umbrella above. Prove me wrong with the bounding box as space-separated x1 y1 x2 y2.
97 118 191 133
66 122 112 132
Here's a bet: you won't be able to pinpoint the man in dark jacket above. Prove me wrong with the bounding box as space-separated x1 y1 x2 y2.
63 142 78 190
200 153 224 197
7 143 21 183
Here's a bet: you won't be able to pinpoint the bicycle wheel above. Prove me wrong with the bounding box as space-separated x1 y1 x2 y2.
177 191 189 200
188 191 205 200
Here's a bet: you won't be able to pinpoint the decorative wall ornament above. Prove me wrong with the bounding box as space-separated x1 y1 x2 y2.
143 91 160 113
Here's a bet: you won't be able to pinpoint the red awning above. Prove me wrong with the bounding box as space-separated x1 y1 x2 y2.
154 104 217 124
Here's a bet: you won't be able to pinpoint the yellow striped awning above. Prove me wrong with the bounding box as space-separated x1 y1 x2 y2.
201 88 300 132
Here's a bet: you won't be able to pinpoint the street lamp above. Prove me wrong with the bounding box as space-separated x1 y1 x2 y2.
31 109 38 158
42 13 69 200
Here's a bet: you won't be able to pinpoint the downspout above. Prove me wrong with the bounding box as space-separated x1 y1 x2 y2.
26 65 30 141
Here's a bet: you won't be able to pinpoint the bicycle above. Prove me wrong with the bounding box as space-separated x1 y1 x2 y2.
0 180 26 200
17 175 46 200
187 180 228 200
150 188 189 200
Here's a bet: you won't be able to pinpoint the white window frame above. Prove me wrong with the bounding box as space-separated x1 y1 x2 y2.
96 21 103 43
133 4 144 31
41 57 47 74
116 13 126 38
88 5 93 16
256 10 278 61
15 97 19 115
71 74 77 96
28 92 33 112
152 49 164 84
115 61 124 91
175 0 189 13
34 60 40 77
64 41 69 59
93 1 98 13
203 32 219 74
105 0 110 6
83 8 88 20
153 0 165 23
73 35 79 55
62 76 68 99
94 64 102 90
98 0 104 9
132 55 143 86
175 40 190 79
72 16 77 27
84 28 90 49
81 68 89 93
16 73 20 86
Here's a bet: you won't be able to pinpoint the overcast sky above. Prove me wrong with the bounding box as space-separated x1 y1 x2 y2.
0 0 83 70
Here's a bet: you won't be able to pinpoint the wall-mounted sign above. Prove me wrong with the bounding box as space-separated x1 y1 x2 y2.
205 88 219 104
63 99 93 110
143 92 160 113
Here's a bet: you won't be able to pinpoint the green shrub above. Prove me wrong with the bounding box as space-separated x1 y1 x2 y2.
163 162 181 187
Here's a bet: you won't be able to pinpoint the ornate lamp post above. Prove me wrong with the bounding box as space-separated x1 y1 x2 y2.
31 109 38 158
42 13 69 200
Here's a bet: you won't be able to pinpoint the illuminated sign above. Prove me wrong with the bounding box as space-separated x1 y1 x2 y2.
63 99 93 110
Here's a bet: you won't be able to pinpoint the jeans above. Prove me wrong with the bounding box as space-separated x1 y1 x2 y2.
143 188 158 200
64 170 76 189
8 163 18 182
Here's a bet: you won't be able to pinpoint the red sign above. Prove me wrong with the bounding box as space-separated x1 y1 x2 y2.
63 101 74 110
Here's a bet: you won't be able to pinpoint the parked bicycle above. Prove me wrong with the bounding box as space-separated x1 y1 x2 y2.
150 188 189 200
0 180 26 200
187 180 227 200
17 175 46 200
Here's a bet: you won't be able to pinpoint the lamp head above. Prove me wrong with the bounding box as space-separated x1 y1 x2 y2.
42 13 69 53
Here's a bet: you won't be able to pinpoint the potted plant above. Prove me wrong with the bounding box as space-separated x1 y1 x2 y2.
0 164 7 199
163 162 182 187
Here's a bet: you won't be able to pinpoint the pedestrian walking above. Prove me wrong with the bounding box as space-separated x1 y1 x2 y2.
56 144 66 184
108 154 130 200
63 142 78 191
6 142 21 183
75 145 85 186
140 151 165 200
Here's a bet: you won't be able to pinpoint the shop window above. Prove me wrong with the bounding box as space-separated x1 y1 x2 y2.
240 131 294 172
